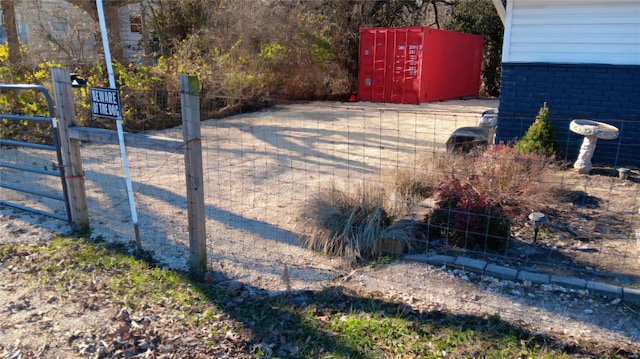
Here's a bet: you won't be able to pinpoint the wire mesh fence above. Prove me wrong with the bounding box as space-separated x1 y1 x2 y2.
197 101 491 291
2 96 639 293
78 140 190 268
3 92 640 349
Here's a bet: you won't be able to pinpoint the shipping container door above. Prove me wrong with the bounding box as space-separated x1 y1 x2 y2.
406 30 424 104
358 30 374 101
388 28 423 104
386 29 405 103
371 30 387 102
358 29 388 102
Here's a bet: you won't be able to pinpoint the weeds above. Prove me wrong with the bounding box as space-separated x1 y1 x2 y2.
299 145 555 256
419 146 553 215
417 146 554 250
427 178 511 251
298 183 392 262
383 166 432 218
473 145 553 215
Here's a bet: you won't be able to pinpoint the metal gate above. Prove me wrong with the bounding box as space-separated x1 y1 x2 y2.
0 84 72 222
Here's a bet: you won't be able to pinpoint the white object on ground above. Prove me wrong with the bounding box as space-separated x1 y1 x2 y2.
618 167 631 180
636 227 640 264
637 206 640 264
569 119 619 174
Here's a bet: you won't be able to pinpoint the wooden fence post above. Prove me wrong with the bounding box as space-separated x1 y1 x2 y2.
51 68 90 230
180 75 207 275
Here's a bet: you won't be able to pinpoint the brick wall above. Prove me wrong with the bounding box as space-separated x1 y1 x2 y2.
497 63 640 169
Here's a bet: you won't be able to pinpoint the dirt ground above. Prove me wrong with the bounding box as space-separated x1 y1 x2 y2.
1 220 639 358
1 100 640 356
508 168 640 285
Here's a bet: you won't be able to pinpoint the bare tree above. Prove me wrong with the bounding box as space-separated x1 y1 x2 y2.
139 0 149 64
1 0 22 67
65 0 141 62
319 0 438 91
26 3 95 67
145 0 216 58
426 0 456 29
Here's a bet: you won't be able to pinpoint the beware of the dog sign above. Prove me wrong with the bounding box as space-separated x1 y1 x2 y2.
90 87 121 120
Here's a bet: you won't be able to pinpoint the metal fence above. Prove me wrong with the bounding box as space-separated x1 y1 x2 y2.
2 95 639 293
0 84 71 222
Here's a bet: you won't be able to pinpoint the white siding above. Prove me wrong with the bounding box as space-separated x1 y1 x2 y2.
118 4 143 63
502 0 640 65
10 0 97 66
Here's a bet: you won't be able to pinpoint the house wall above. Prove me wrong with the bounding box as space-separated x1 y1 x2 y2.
502 0 640 65
498 63 640 168
4 0 97 66
118 3 143 62
1 0 144 66
497 0 640 169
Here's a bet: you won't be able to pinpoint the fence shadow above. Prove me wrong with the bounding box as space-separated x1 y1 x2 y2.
126 239 639 358
5 100 639 352
84 170 297 243
4 156 640 351
101 237 635 358
209 116 439 178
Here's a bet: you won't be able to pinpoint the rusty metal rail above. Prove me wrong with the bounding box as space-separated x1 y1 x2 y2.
0 84 71 222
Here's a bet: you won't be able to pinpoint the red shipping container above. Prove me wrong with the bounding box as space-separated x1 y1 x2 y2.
358 27 484 104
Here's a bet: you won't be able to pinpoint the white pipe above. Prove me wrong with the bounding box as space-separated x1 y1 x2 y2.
492 0 506 26
97 0 141 247
96 0 116 88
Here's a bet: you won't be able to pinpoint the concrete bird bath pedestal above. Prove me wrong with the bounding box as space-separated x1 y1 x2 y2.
569 119 619 174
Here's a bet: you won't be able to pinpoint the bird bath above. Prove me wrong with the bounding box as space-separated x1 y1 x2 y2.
569 119 619 174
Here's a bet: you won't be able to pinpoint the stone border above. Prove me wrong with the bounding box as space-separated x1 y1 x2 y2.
404 254 640 305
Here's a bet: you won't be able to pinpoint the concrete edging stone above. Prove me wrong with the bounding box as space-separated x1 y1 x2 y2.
403 254 639 305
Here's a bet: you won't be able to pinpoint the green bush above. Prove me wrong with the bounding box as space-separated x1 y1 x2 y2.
514 102 560 158
0 43 61 144
0 43 178 135
84 62 178 131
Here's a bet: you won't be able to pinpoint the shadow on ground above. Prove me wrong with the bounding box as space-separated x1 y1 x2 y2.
108 241 637 358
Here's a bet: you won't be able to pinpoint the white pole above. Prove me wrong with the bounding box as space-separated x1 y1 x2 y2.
492 0 506 26
97 0 142 248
